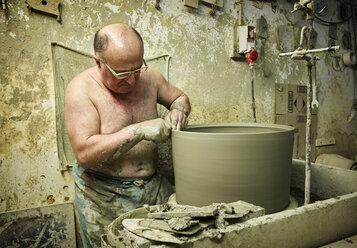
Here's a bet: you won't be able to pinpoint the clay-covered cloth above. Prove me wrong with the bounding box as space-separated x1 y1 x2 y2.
72 163 174 248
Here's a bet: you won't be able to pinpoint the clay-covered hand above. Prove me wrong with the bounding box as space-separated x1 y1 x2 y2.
130 118 172 142
165 109 188 131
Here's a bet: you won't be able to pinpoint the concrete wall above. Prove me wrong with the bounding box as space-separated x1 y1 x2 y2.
1 0 356 212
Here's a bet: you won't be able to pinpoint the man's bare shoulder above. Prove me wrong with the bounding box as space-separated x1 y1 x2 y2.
64 67 102 111
66 66 98 92
144 67 166 84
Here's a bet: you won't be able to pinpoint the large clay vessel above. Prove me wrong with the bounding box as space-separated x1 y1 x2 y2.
172 123 296 214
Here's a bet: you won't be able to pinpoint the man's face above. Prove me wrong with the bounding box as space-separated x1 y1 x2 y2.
98 56 146 94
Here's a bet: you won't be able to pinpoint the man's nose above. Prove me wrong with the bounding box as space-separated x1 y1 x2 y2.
124 73 136 85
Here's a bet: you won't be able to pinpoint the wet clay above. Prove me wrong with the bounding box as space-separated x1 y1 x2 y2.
172 123 296 214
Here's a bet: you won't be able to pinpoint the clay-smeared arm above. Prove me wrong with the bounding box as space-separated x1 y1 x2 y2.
100 118 171 166
64 77 171 169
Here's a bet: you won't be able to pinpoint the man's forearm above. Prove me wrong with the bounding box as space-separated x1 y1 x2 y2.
77 127 142 169
103 119 171 165
170 95 191 116
76 118 171 168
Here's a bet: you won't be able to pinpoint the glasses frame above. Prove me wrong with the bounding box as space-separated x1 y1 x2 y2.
101 59 148 79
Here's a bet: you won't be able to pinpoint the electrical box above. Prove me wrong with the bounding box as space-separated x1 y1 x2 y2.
275 83 317 115
275 83 318 160
238 26 255 54
275 114 317 160
231 25 255 60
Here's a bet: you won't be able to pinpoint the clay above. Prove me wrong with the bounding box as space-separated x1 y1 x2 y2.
122 219 184 244
106 200 265 247
128 118 171 143
100 138 138 165
167 217 199 231
122 218 201 236
172 123 296 214
147 205 218 219
99 117 171 166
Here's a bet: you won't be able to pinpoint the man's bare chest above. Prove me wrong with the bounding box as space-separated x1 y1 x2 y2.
95 90 158 134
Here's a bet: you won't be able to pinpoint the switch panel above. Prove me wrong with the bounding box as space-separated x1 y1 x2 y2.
231 25 255 60
238 26 255 54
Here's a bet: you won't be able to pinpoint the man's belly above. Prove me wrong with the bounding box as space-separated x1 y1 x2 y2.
91 140 157 178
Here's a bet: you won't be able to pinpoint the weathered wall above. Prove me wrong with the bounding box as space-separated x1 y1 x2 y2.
0 0 356 212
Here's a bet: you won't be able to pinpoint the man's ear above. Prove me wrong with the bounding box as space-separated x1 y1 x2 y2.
93 55 101 68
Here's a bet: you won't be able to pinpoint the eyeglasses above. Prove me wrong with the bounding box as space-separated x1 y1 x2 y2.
102 59 148 79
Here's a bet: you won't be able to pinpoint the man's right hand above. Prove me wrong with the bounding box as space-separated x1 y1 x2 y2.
130 118 172 143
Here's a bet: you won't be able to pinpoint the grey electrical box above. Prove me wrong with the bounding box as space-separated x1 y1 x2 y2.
275 83 317 115
275 83 317 160
276 114 317 160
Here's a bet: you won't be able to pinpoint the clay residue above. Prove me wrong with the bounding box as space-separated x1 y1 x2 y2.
167 217 199 231
99 138 139 166
106 200 265 247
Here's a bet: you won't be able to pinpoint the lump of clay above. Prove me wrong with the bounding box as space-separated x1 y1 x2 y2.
167 217 199 231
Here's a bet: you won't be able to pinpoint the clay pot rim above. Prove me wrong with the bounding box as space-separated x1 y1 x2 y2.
174 123 297 135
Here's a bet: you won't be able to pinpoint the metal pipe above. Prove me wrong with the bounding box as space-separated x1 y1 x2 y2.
299 26 311 48
279 46 340 57
50 42 93 58
250 66 256 123
350 0 357 109
351 0 357 54
304 19 314 205
305 64 313 205
238 0 242 26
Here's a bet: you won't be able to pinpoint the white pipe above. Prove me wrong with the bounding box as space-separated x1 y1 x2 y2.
279 46 340 57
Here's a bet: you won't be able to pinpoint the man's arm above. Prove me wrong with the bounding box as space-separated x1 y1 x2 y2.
152 68 191 130
64 78 171 169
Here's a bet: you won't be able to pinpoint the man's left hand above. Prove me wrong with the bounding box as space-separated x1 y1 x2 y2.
165 109 188 131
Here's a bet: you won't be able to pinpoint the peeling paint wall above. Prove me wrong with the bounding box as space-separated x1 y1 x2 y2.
0 0 356 212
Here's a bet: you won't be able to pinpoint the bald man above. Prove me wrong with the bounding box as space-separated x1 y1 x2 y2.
65 24 190 247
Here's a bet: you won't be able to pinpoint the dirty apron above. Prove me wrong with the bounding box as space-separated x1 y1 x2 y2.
72 163 174 248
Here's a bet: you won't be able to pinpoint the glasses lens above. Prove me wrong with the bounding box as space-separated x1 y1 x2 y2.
116 73 131 79
109 62 148 79
118 66 148 79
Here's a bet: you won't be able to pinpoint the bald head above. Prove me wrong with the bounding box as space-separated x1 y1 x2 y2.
94 24 144 62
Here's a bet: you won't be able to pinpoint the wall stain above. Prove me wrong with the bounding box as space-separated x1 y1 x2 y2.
18 111 56 159
46 195 55 205
25 175 39 189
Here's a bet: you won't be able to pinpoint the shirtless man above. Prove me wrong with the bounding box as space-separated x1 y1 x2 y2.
65 23 190 247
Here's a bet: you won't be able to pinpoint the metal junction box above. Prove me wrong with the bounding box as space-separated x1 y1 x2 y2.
275 83 317 160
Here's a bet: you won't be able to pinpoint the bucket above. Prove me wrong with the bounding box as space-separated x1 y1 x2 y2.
172 123 296 214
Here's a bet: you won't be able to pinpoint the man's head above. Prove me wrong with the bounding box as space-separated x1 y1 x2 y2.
93 24 145 93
